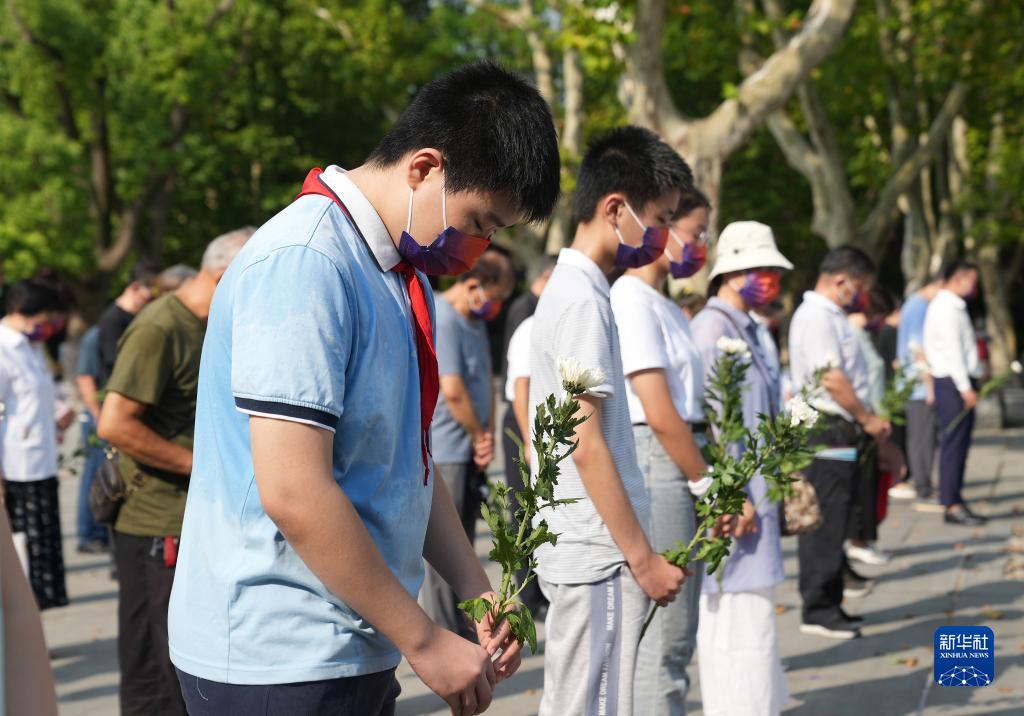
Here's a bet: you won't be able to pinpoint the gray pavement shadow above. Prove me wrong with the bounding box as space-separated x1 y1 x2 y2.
874 551 1007 586
787 612 1023 673
786 666 930 715
68 589 118 605
51 637 119 685
58 684 120 703
64 559 113 574
396 665 544 715
884 535 1005 560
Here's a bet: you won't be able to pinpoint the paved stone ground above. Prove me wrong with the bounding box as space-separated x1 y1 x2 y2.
46 428 1024 715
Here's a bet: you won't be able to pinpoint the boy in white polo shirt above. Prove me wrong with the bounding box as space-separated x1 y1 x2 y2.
168 62 560 715
530 126 691 715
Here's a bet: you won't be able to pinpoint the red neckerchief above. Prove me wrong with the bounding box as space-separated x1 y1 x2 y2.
295 168 438 485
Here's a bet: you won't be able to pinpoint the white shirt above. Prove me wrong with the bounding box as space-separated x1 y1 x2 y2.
529 249 649 585
0 324 59 481
610 275 705 423
504 316 533 403
923 289 981 392
788 291 870 421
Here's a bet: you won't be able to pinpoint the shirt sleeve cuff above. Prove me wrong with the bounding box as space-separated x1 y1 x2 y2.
234 397 339 433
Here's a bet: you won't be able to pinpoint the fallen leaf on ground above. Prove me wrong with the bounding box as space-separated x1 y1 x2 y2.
895 657 919 668
775 605 787 615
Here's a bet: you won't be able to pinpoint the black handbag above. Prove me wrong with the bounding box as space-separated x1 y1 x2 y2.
88 447 128 525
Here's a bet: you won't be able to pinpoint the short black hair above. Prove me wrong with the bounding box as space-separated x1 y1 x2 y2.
819 245 875 279
940 258 978 282
6 278 65 316
367 61 560 224
676 185 711 219
574 126 693 223
867 285 896 319
131 259 160 286
460 247 513 288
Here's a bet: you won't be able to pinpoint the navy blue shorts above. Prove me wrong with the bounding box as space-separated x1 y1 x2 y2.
175 667 400 715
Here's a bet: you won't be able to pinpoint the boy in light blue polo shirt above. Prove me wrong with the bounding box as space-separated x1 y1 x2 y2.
167 62 560 715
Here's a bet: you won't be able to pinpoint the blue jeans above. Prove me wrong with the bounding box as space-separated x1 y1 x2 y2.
633 425 703 716
76 414 108 545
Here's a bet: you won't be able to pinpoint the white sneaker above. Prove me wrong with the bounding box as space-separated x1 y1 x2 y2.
846 543 892 566
800 622 861 640
888 482 917 500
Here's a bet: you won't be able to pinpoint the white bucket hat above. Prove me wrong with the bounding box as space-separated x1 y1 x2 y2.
708 221 794 280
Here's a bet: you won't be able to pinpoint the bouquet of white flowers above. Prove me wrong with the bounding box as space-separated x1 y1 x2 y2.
641 337 822 639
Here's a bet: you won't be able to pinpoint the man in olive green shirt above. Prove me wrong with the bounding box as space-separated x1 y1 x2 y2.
99 227 252 716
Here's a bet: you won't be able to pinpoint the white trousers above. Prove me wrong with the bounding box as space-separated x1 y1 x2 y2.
697 587 789 716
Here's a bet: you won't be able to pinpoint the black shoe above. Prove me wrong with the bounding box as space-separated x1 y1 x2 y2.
839 608 864 623
959 503 988 522
76 540 110 555
944 506 986 526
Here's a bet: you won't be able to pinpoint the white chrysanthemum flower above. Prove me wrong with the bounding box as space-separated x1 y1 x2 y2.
716 336 750 357
913 360 931 374
787 395 820 427
1011 360 1023 375
821 354 839 371
558 355 606 395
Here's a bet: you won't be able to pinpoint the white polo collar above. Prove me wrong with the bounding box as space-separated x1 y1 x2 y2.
557 248 610 297
0 322 28 349
937 288 966 309
803 290 845 316
318 165 402 272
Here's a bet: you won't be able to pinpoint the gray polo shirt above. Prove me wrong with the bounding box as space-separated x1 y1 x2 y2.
789 290 869 421
529 248 650 585
430 296 493 464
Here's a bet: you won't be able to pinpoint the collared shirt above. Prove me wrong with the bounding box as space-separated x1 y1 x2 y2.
610 275 705 423
789 290 870 421
896 292 930 401
168 166 434 684
0 324 58 481
690 297 784 593
528 248 649 585
924 289 980 392
431 297 492 463
504 316 533 403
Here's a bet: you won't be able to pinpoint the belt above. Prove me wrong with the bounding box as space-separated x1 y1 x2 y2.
633 421 708 433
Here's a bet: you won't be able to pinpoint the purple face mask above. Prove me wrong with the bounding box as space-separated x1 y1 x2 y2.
614 203 670 269
397 182 490 276
667 229 708 279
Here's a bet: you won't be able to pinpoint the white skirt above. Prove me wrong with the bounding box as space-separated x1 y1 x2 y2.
697 586 789 716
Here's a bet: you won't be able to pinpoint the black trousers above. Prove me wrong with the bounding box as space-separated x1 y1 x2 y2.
501 408 548 615
846 439 879 543
176 667 400 716
114 531 186 716
935 377 975 507
797 423 859 624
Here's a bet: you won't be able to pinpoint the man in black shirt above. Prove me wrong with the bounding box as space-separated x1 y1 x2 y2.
98 261 159 384
501 254 556 363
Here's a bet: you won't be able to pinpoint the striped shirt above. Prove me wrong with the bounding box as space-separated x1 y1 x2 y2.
529 249 650 585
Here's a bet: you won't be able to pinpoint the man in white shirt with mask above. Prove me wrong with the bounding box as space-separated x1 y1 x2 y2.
923 259 985 527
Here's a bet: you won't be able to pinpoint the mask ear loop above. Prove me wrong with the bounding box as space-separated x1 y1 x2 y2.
624 201 647 231
405 188 415 234
441 174 448 231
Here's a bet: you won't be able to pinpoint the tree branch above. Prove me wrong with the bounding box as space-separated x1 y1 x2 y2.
858 82 968 248
693 0 856 158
